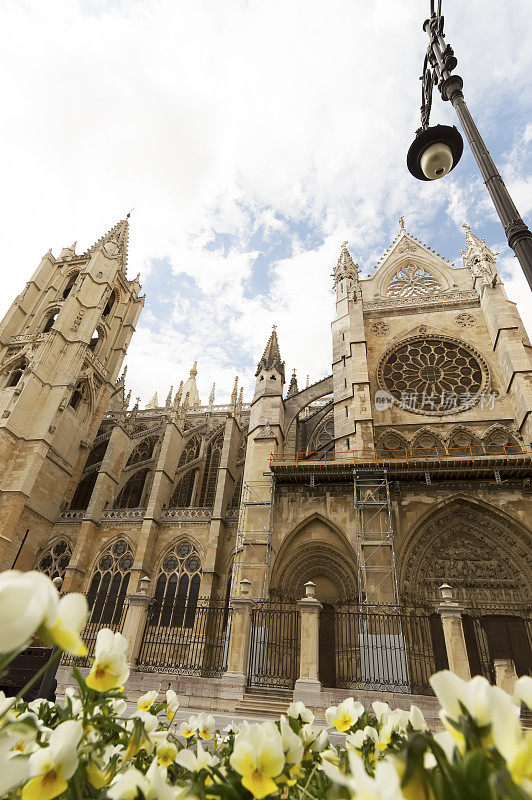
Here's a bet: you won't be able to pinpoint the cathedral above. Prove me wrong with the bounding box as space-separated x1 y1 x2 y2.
0 215 530 709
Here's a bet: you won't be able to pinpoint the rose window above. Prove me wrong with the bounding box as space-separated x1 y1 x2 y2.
378 336 488 415
386 265 442 298
37 539 72 580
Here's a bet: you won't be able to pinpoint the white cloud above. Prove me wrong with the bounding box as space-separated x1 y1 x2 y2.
0 0 531 403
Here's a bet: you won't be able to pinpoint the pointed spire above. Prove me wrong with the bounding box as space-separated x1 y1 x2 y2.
236 387 243 422
146 391 159 409
84 216 130 269
173 380 183 409
461 223 498 285
165 385 173 408
256 325 285 383
333 241 359 286
124 389 132 410
231 376 239 409
209 382 216 406
287 368 299 398
306 375 310 388
182 362 200 407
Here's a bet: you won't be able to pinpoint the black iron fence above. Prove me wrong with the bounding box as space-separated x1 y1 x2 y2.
247 601 300 689
319 604 442 695
463 606 532 682
137 600 231 677
61 602 129 668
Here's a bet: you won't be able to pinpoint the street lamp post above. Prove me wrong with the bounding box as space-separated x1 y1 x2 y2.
407 1 532 290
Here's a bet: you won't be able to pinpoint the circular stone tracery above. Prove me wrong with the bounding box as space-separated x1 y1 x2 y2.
377 335 488 415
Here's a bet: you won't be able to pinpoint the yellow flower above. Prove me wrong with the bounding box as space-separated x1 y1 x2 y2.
175 741 219 772
166 689 179 721
42 593 88 656
196 712 215 741
179 720 196 738
152 732 178 768
230 721 284 799
325 698 364 732
86 629 130 692
21 720 82 800
137 690 158 711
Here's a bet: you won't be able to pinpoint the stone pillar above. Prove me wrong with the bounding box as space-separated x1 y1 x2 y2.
437 584 471 681
121 577 152 664
494 658 517 694
222 579 254 697
293 581 322 705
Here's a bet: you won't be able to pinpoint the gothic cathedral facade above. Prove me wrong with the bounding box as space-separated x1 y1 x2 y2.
0 217 530 692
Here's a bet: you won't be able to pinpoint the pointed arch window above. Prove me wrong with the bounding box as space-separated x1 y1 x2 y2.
88 328 100 352
36 539 72 581
69 381 86 410
6 358 28 388
43 310 59 333
178 436 201 467
231 474 243 508
87 539 133 624
70 471 97 510
114 468 149 508
169 468 198 508
148 541 202 629
85 439 109 469
102 290 116 318
62 273 79 299
126 436 157 467
198 434 223 507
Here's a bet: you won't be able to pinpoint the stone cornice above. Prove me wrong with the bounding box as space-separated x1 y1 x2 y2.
363 289 479 318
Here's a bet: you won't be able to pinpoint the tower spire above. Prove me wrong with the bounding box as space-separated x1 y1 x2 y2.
182 362 200 407
461 223 498 286
255 325 285 383
84 216 130 269
333 241 359 286
287 368 299 397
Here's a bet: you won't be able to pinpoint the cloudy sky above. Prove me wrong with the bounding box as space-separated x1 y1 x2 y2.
1 0 531 405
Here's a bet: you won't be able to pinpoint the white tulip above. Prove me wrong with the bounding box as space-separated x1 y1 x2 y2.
21 719 82 800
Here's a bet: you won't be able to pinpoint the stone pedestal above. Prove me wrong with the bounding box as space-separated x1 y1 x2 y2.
222 583 254 697
494 658 517 694
122 578 152 664
293 582 322 704
437 584 471 681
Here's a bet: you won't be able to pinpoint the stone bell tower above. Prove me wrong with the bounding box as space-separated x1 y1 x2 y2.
0 217 144 570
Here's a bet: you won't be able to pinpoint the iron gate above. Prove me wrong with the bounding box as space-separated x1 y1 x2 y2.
463 608 532 682
247 601 300 688
319 604 437 695
138 600 231 677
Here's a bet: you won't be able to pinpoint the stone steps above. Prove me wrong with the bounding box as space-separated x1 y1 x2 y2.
235 688 293 717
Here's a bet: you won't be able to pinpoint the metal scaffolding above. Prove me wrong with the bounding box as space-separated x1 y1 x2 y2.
354 469 399 606
230 479 274 599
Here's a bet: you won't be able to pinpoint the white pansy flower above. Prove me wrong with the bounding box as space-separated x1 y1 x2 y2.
372 700 392 725
0 571 55 652
230 721 284 799
137 690 158 711
287 701 314 724
21 719 82 800
409 705 427 730
325 698 364 732
165 689 179 721
195 712 215 740
42 592 88 655
108 757 183 800
514 675 532 709
151 732 178 768
130 708 159 734
346 726 378 750
86 629 130 691
176 741 219 772
62 687 83 717
280 715 304 765
311 729 330 753
0 734 30 797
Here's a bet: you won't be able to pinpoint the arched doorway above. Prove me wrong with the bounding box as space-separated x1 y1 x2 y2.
270 515 358 687
399 499 532 679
